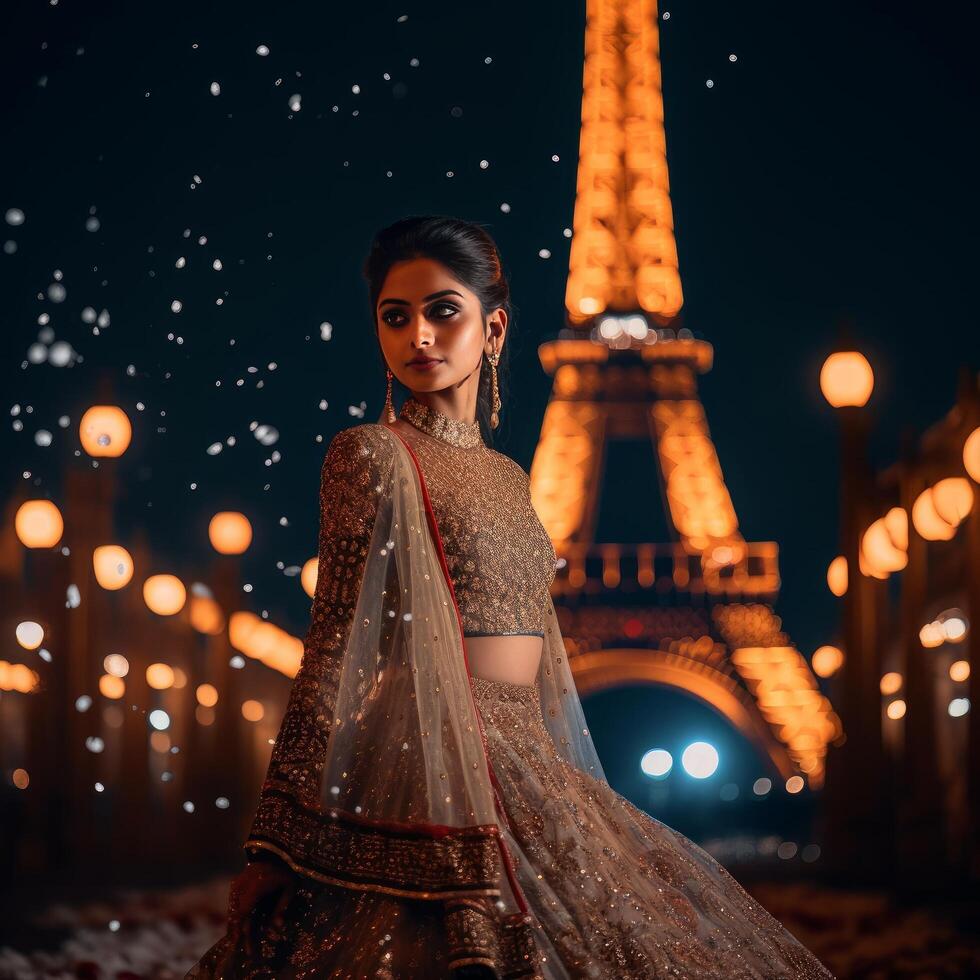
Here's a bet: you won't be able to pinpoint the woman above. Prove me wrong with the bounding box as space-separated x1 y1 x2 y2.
188 216 834 979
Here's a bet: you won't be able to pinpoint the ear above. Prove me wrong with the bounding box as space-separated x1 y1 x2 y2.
485 307 508 354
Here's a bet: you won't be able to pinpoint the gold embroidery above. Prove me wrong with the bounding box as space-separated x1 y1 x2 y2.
203 421 834 980
395 398 557 636
399 395 483 449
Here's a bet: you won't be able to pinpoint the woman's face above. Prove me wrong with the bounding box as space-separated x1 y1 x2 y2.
375 257 506 396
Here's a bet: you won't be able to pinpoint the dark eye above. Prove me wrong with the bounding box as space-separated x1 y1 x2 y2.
381 303 458 327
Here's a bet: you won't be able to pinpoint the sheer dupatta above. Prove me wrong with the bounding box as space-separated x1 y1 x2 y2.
247 421 608 976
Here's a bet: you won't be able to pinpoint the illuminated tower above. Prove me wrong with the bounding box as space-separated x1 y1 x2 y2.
531 0 841 786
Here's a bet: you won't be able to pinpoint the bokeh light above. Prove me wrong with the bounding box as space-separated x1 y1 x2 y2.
301 557 318 598
146 663 175 690
880 672 903 696
15 499 64 548
811 645 844 678
208 511 253 555
886 699 907 720
79 405 132 457
681 741 719 779
819 351 874 407
640 748 673 779
16 621 44 650
143 574 186 616
93 545 134 590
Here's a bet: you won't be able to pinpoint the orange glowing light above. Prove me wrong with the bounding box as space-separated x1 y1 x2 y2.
879 672 903 695
811 645 844 678
826 556 848 596
883 507 909 552
99 674 126 699
819 352 874 408
912 489 956 541
15 499 64 548
146 662 175 690
886 699 907 720
0 661 40 693
931 478 973 528
143 574 186 615
93 545 134 590
208 511 253 555
964 427 980 483
860 509 908 578
228 610 304 678
950 660 970 682
79 405 132 457
189 592 224 635
242 699 265 722
301 557 318 598
150 731 171 753
564 0 682 325
651 400 740 553
196 683 218 707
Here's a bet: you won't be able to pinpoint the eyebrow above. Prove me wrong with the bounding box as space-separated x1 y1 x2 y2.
378 289 465 309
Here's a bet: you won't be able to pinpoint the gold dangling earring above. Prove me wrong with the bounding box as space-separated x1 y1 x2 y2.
488 349 501 429
384 368 396 423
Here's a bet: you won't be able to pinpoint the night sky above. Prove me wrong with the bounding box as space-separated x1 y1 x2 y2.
2 0 978 800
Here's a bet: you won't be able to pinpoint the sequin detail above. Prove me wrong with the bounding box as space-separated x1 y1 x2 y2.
189 423 833 979
393 406 558 637
400 395 483 448
191 672 834 978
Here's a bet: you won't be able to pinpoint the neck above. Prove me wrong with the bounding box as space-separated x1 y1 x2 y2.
399 395 483 449
408 389 478 426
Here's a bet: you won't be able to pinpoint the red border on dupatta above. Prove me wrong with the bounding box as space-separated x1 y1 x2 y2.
384 422 534 921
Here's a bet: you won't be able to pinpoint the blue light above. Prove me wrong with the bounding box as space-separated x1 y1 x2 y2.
640 748 673 779
681 741 719 778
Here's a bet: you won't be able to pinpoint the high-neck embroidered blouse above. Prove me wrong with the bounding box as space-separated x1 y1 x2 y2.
393 398 557 637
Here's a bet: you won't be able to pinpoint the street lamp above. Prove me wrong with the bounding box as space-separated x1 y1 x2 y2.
819 344 884 882
819 351 874 408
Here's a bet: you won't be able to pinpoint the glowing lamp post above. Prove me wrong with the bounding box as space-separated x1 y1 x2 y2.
819 351 874 408
79 405 132 457
819 342 883 877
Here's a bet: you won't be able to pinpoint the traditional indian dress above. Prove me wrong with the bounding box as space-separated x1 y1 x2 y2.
188 397 834 979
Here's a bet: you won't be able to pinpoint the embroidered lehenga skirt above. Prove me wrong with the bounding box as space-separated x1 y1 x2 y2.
188 675 833 979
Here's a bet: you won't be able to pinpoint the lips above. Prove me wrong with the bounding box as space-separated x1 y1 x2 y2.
407 357 443 367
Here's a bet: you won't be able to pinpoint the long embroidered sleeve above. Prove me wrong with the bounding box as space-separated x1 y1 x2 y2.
245 424 396 858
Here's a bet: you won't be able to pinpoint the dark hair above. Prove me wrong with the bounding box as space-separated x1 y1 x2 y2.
362 215 513 445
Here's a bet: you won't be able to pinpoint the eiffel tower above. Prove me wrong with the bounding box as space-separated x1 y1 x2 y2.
529 0 841 787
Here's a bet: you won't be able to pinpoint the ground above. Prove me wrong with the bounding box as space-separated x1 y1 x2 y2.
1 874 979 979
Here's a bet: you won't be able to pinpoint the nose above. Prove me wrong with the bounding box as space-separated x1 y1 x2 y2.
409 315 435 349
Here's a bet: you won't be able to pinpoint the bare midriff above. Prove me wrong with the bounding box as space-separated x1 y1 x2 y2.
465 634 543 687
